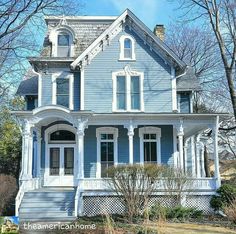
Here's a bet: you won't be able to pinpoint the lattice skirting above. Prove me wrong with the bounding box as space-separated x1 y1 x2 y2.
83 195 213 216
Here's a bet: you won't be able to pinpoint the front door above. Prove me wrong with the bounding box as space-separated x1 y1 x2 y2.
44 145 76 186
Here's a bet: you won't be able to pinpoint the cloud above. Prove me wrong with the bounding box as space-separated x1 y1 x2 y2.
107 0 161 28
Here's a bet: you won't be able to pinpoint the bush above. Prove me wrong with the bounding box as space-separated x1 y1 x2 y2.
210 184 236 211
149 203 203 221
0 174 17 215
224 199 236 224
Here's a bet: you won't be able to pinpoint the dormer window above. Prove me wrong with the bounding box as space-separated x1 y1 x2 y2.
49 26 75 57
57 33 71 57
119 35 136 60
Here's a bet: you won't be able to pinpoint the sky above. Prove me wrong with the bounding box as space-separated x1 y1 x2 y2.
82 0 181 30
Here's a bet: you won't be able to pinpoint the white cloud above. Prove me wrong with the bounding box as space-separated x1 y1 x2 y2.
108 0 161 28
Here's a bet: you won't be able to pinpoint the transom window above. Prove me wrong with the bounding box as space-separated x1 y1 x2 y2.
50 130 75 142
139 127 161 164
56 78 69 108
119 35 135 60
113 70 144 112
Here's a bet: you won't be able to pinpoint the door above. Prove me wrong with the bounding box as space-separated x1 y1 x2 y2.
44 145 76 186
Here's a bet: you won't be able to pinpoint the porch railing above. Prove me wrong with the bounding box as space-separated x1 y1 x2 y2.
79 177 217 192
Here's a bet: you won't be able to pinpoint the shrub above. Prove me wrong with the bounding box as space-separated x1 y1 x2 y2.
224 199 236 224
0 174 17 215
149 204 203 221
210 184 236 211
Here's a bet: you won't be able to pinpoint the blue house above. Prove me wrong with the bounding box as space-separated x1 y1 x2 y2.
14 9 223 221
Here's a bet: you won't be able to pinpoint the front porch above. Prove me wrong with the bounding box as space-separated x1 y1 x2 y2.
13 106 224 218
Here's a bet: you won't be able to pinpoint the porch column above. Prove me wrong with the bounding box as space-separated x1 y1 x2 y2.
213 116 221 188
177 119 184 170
195 135 202 178
124 120 137 164
191 137 196 177
21 120 34 180
184 138 190 173
76 119 88 179
36 128 41 178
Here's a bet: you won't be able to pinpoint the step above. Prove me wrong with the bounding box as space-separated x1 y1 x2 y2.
19 216 76 222
21 197 74 203
19 211 75 219
20 202 74 208
19 207 74 212
24 192 75 199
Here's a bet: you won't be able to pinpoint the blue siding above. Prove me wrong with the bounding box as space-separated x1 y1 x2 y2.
84 126 97 178
84 27 172 113
41 74 52 106
74 72 80 110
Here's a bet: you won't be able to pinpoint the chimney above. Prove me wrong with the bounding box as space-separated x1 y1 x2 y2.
154 24 165 41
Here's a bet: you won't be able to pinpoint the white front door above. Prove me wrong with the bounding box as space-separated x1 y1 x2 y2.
44 144 76 186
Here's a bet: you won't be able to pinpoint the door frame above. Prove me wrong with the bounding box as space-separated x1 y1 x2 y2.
44 124 77 187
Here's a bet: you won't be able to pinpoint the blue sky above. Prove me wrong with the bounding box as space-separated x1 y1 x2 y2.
82 0 180 30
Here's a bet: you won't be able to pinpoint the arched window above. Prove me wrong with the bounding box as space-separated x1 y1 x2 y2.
50 130 75 143
124 38 132 58
119 35 135 60
57 32 71 57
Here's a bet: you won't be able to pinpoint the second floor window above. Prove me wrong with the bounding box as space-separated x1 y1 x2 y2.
124 38 132 59
57 33 71 57
119 35 136 60
113 71 144 112
56 78 69 108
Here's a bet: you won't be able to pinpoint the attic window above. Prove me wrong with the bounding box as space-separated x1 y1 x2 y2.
57 33 71 57
119 35 136 61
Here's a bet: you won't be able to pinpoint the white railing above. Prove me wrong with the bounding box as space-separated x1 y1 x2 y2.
15 178 41 216
79 177 217 192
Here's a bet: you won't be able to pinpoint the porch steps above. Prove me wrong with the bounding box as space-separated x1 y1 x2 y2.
19 188 76 222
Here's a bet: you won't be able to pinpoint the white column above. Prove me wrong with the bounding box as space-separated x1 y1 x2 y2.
21 120 33 180
195 136 201 178
213 116 221 188
36 128 41 178
184 138 190 173
125 121 137 164
191 137 196 176
177 119 184 170
76 119 87 179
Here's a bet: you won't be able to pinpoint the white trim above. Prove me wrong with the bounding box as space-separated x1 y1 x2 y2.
171 67 177 111
45 16 117 21
119 35 136 61
52 72 74 110
112 67 144 112
44 124 77 186
173 127 177 167
49 26 75 57
139 127 161 164
80 69 84 110
96 127 118 178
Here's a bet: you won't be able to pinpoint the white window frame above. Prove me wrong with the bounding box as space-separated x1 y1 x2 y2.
52 72 74 110
139 127 161 164
96 127 118 178
49 27 75 57
119 35 136 61
112 69 144 112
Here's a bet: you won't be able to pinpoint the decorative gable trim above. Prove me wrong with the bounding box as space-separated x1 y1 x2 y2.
70 9 186 71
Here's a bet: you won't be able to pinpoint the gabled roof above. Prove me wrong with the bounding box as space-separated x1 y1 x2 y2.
70 9 186 70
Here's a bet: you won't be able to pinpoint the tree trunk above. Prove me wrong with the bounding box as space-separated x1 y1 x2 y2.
225 69 236 121
204 145 210 177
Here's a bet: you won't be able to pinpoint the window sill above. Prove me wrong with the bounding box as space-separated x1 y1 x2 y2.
118 58 136 62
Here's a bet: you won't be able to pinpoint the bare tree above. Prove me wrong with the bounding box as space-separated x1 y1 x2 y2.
0 0 83 104
174 0 236 122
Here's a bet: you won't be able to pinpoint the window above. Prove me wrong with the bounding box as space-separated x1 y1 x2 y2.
64 148 74 175
57 33 71 57
177 92 191 113
139 127 161 164
116 76 126 110
113 70 144 111
50 148 60 175
50 130 75 142
119 35 135 60
56 78 69 108
96 127 118 178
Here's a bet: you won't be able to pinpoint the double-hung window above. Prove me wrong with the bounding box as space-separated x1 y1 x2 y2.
113 70 144 112
57 33 71 57
119 35 135 60
56 78 70 108
139 127 161 164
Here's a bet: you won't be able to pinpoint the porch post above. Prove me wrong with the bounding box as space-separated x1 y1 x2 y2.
195 135 201 178
191 137 196 177
21 120 34 180
76 119 87 179
36 128 41 178
177 119 184 170
124 120 137 164
213 116 221 188
184 138 190 173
